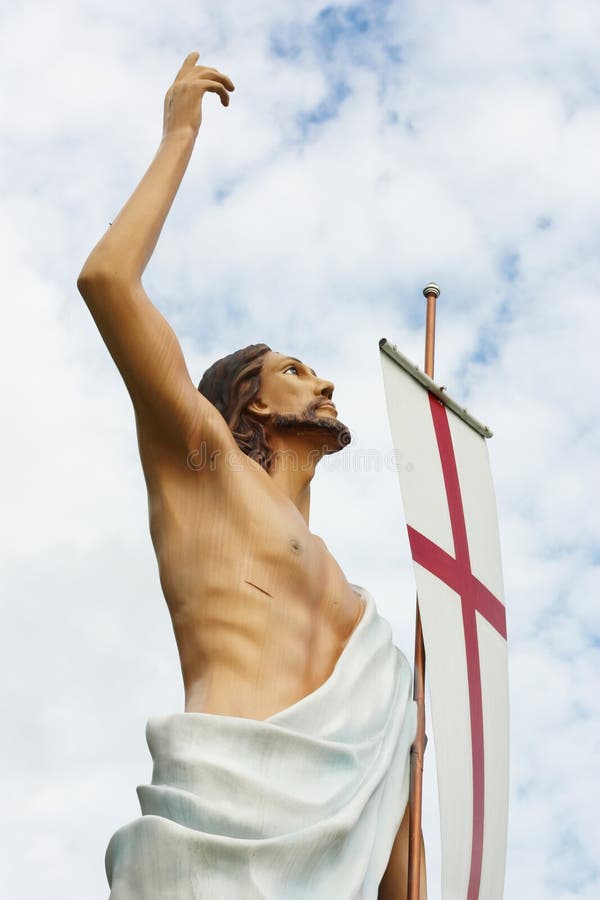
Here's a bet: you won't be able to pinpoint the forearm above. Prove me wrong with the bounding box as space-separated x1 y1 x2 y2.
78 53 232 291
74 53 232 438
80 128 196 284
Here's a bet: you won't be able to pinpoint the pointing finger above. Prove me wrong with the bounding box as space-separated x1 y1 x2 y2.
175 51 200 81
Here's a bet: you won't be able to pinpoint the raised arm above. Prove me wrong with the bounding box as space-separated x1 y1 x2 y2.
77 53 235 450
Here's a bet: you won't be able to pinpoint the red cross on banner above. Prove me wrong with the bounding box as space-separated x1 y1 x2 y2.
380 341 509 900
407 394 507 900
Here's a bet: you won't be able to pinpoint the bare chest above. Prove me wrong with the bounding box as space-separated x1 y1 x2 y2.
242 510 359 632
150 466 361 638
146 464 365 716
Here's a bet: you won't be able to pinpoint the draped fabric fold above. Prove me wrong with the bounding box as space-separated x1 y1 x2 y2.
106 587 416 899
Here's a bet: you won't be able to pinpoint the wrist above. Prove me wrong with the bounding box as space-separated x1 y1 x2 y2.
160 125 198 149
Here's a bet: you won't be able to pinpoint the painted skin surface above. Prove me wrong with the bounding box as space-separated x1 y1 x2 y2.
78 53 425 898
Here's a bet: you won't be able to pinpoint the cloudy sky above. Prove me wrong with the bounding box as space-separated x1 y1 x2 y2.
2 0 599 897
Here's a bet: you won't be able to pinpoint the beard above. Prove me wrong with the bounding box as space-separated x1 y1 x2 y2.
270 399 352 455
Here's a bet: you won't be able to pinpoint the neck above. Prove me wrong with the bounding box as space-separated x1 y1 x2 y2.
267 436 323 524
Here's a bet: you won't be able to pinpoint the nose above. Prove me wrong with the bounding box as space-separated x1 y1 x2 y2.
315 377 334 400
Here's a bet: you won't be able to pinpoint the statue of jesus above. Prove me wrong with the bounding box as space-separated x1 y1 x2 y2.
78 52 425 900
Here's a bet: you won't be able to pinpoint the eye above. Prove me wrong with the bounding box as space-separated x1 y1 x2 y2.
283 365 299 375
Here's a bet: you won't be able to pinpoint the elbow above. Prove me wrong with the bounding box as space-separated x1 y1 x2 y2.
77 265 110 305
77 258 136 302
77 244 107 291
76 266 98 301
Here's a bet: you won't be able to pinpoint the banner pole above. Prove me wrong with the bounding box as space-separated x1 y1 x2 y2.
407 282 440 900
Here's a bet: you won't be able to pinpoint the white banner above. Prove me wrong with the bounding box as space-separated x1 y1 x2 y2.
380 341 509 900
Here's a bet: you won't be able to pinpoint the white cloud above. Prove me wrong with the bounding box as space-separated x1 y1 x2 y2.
2 0 599 897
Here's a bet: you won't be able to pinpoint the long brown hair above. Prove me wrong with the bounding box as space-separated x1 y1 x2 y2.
198 343 273 470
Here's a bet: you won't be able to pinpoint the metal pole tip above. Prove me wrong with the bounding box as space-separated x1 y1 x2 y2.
423 283 441 299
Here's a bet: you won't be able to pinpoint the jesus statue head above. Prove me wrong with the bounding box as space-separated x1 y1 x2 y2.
198 344 352 474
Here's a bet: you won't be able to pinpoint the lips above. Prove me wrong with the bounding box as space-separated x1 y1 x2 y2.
316 401 337 415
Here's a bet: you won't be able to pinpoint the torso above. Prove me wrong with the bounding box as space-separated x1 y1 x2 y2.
139 438 364 721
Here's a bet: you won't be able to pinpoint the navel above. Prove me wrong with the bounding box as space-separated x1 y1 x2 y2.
289 538 303 554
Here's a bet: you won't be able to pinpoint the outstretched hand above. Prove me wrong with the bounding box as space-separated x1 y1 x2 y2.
163 52 235 139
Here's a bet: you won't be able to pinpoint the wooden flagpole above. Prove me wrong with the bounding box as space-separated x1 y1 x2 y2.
407 282 440 900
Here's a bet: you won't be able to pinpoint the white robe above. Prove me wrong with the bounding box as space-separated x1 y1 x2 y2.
105 587 416 899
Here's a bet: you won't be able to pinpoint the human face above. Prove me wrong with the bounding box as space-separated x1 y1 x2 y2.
254 351 335 416
250 351 351 453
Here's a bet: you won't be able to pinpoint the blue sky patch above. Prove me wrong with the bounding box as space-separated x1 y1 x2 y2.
311 0 398 65
214 184 232 205
269 1 402 73
548 829 599 894
471 333 500 367
500 251 520 283
269 27 302 60
297 79 351 132
315 4 371 55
